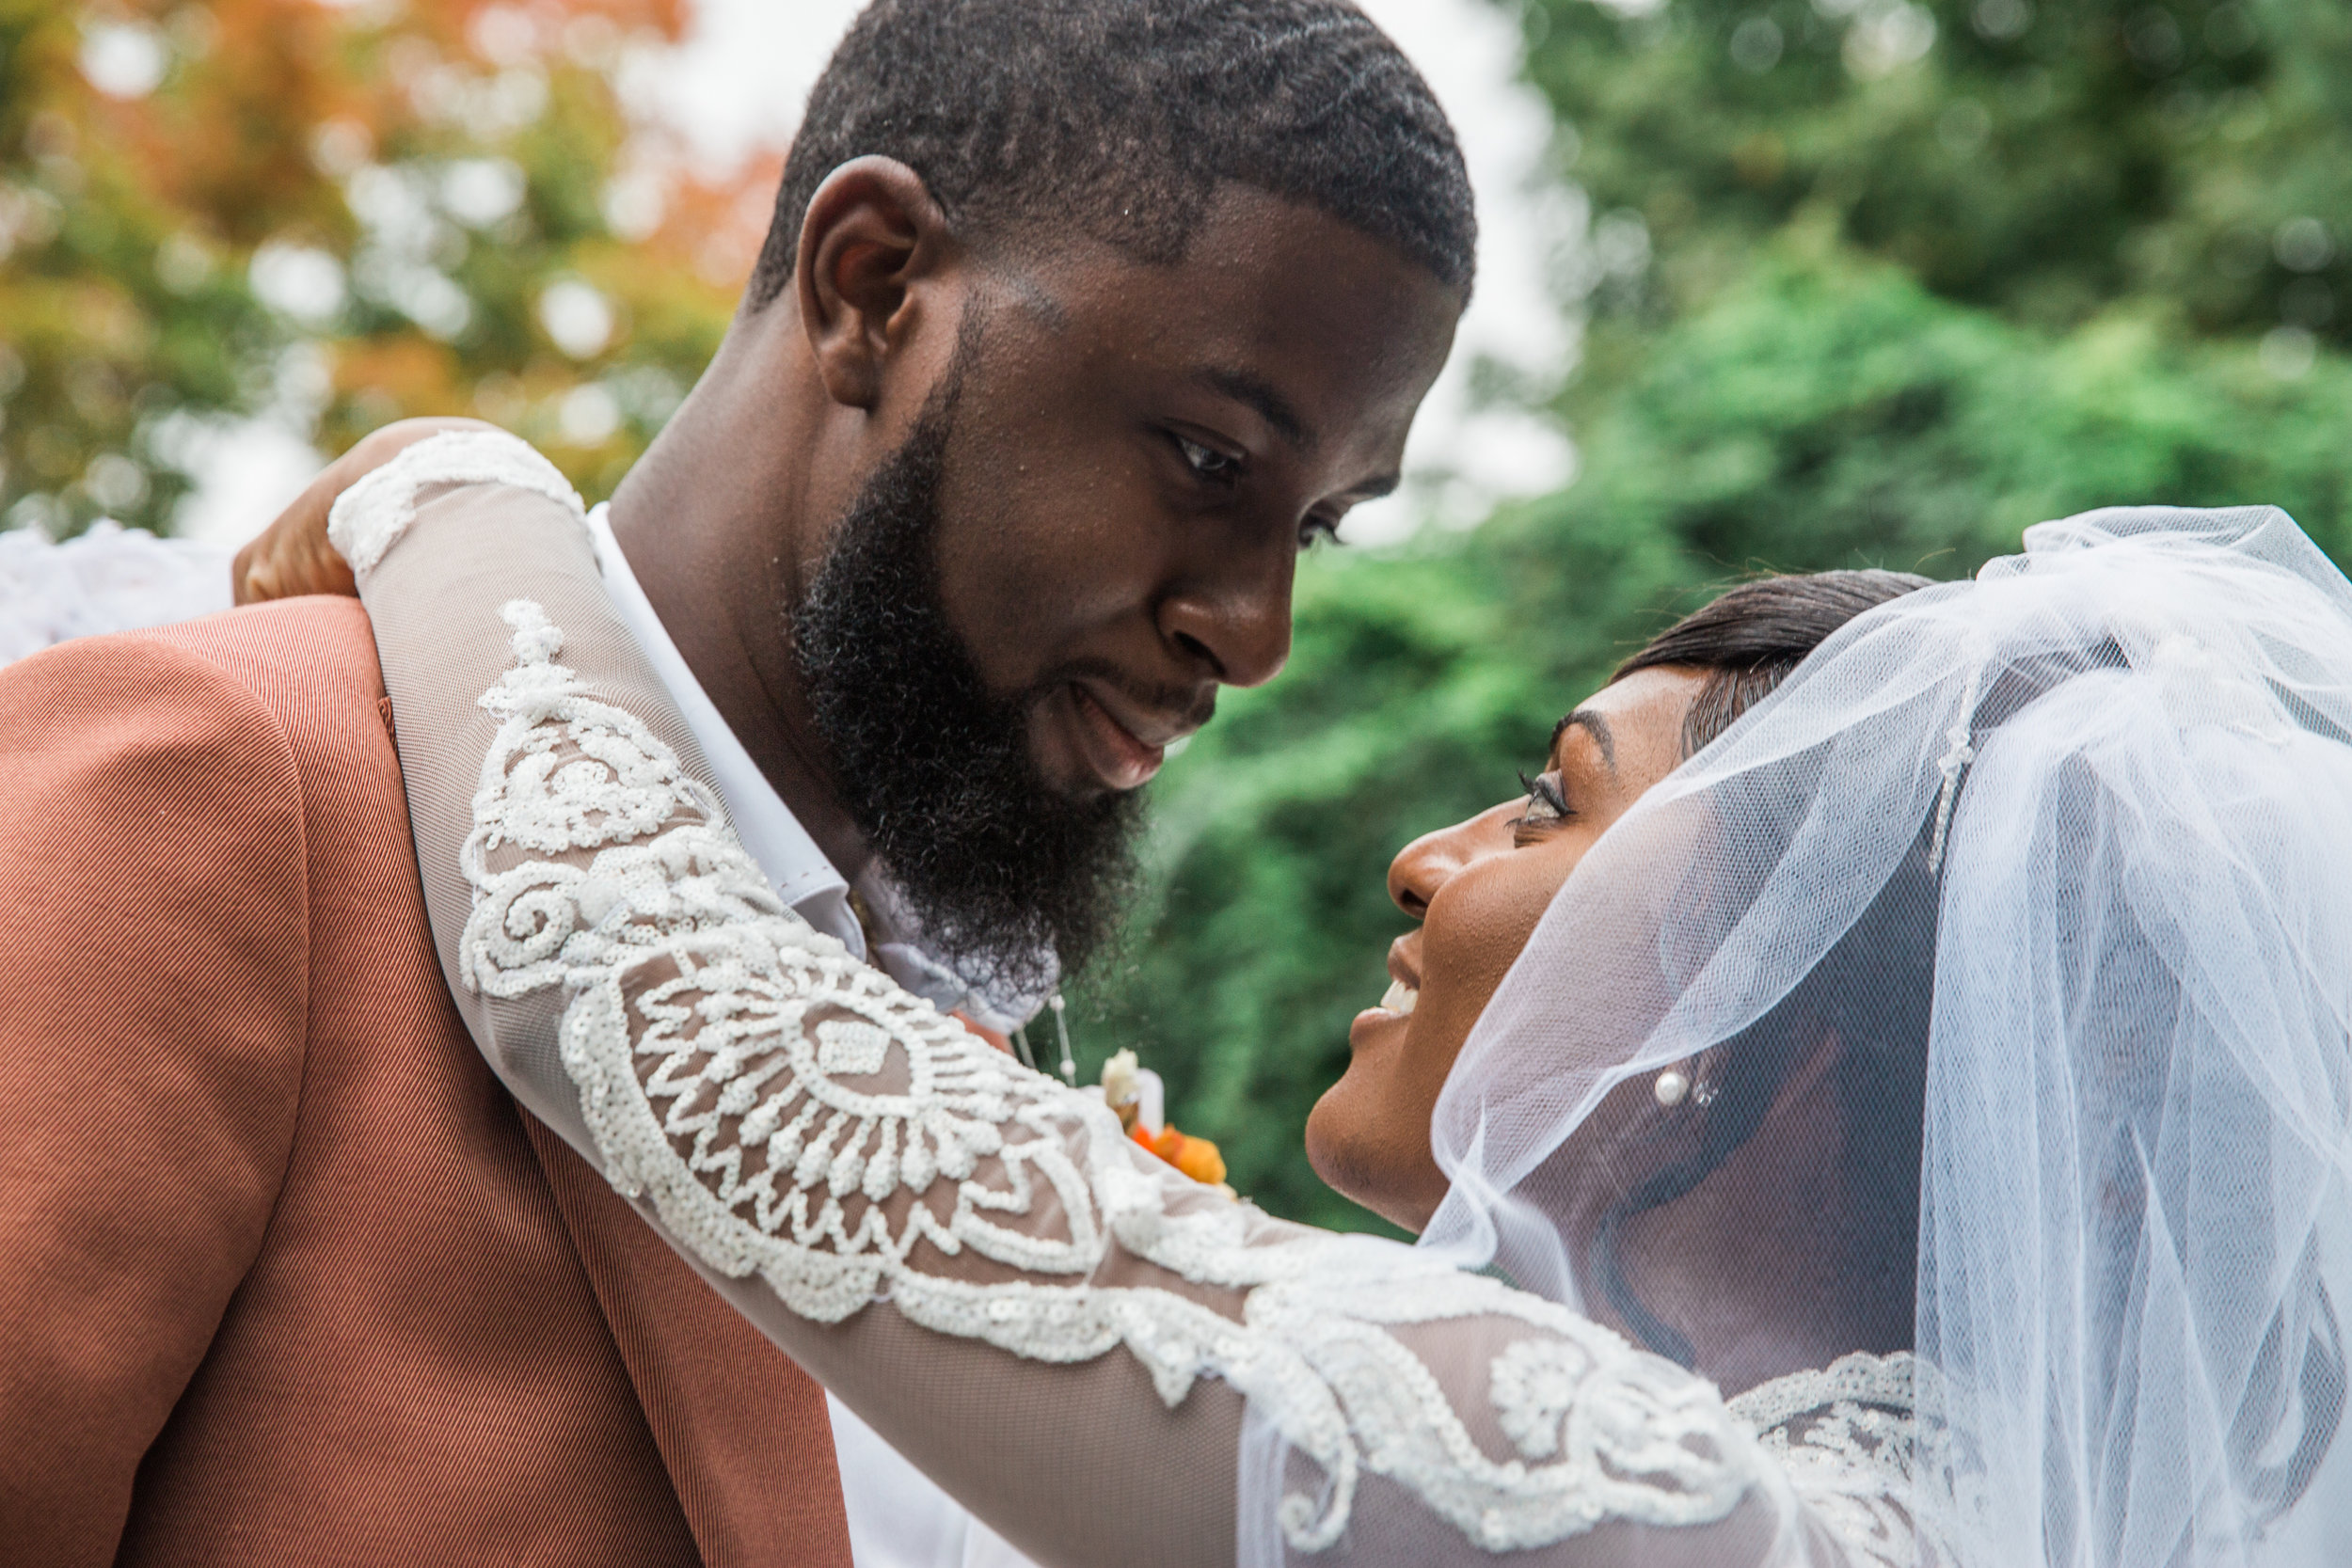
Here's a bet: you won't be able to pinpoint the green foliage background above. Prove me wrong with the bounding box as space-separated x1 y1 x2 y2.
1072 0 2352 1234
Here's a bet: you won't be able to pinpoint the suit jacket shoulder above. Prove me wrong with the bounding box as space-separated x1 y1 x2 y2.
0 610 315 1562
0 598 848 1568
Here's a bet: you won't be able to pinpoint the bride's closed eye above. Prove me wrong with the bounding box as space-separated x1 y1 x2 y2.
1511 769 1574 843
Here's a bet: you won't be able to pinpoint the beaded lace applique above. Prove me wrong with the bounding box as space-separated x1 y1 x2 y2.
1729 1352 1931 1568
450 581 1766 1555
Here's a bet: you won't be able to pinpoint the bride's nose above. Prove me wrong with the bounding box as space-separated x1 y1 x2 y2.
1387 800 1522 920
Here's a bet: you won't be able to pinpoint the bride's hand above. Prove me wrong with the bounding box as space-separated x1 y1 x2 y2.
231 417 502 605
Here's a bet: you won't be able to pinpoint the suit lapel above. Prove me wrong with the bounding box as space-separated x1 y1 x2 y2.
523 1115 855 1568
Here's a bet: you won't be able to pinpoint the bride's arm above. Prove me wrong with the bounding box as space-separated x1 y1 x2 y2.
336 430 1848 1568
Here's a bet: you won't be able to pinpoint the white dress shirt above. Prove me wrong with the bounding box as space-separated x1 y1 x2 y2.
586 508 1038 1568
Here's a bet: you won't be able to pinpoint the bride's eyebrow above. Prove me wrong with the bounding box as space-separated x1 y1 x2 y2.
1550 709 1616 776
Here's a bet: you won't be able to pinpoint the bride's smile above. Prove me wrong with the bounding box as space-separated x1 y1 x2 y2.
1309 663 1706 1231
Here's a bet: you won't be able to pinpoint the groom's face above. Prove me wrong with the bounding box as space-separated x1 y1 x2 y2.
793 185 1461 981
916 185 1460 800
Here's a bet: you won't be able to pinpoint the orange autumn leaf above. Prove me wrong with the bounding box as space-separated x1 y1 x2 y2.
2 0 759 538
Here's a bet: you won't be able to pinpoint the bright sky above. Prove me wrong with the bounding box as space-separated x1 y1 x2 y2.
182 0 1577 546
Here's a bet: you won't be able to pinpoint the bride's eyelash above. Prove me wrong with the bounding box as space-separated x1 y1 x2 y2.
1515 769 1573 825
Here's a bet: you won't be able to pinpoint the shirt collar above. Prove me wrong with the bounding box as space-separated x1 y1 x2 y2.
584 505 865 955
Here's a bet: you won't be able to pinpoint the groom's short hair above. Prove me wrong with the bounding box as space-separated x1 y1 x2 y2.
748 0 1476 307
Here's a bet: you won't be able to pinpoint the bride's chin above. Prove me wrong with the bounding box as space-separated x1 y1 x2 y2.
1302 1083 1380 1213
1307 1024 1441 1234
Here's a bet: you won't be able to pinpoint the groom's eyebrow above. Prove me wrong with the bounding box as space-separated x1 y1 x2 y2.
1551 709 1616 774
1201 368 1311 450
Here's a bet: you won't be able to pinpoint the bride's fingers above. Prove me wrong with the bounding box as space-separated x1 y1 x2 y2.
231 480 350 605
231 417 502 605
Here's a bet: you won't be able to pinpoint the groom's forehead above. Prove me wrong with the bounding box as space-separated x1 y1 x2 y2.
991 187 1463 428
1018 182 1462 321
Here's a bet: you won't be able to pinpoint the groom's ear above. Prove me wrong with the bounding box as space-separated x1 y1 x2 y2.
795 156 954 412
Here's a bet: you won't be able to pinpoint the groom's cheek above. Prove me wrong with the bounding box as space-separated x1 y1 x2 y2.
933 423 1165 694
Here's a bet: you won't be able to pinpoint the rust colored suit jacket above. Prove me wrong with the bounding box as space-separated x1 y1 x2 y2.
0 597 852 1568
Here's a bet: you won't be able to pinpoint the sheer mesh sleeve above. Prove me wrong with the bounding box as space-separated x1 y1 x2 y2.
336 431 1869 1568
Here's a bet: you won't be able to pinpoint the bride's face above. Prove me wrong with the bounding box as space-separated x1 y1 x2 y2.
1305 665 1705 1230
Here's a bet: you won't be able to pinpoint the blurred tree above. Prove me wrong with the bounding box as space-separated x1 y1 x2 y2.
0 0 774 538
1520 247 2352 578
1528 0 2352 356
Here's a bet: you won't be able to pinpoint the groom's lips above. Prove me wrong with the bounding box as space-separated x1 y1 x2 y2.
1060 680 1175 793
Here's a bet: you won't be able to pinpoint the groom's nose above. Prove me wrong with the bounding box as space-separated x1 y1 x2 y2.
1155 539 1295 689
1388 800 1521 919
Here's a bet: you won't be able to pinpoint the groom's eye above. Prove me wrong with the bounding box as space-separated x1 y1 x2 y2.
1171 433 1245 486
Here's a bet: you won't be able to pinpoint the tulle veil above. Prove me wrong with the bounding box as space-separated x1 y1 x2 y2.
1360 506 2352 1565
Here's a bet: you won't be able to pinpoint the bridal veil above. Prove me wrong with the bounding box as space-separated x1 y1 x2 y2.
1417 505 2352 1566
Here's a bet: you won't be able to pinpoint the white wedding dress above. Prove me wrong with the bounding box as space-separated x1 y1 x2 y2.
0 485 1908 1566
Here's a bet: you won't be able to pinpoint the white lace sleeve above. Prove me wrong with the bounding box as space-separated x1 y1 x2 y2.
1728 1354 1944 1568
344 431 1869 1568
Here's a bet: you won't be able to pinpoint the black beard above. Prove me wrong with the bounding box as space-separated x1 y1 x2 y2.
790 385 1141 997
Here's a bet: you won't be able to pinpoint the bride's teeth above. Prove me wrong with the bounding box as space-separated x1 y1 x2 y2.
1380 979 1418 1017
